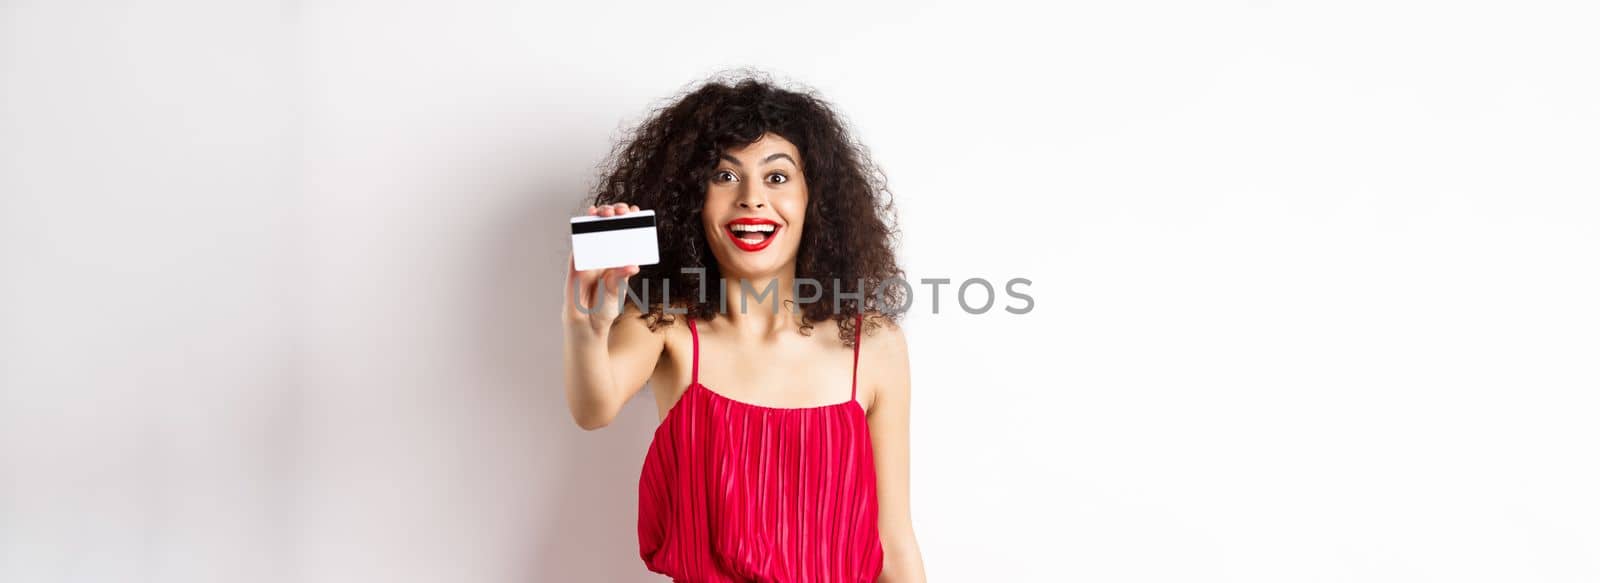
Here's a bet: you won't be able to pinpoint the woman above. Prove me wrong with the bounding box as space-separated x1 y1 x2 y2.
562 73 926 583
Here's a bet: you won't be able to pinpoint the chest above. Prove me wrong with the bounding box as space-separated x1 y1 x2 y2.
663 325 859 410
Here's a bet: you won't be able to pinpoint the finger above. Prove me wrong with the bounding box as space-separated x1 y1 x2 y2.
607 266 632 294
607 267 636 301
613 202 630 215
617 267 640 300
578 264 602 289
629 204 640 213
615 264 641 292
574 266 605 309
596 268 625 312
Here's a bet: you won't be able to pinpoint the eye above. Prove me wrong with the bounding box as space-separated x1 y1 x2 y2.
767 172 788 184
713 169 738 183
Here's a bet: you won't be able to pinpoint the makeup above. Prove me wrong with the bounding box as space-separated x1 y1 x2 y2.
725 217 781 253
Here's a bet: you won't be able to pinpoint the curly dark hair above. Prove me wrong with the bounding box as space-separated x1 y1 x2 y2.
589 70 903 346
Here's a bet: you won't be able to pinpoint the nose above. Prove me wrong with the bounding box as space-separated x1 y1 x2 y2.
736 182 767 209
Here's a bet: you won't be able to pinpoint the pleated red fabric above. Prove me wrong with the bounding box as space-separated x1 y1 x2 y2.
638 314 884 583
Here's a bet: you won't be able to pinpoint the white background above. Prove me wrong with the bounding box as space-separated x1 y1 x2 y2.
3 1 1598 581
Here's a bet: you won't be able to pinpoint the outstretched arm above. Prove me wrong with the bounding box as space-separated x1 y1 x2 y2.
562 202 665 429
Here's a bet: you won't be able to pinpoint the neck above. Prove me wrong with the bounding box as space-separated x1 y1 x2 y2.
717 267 801 333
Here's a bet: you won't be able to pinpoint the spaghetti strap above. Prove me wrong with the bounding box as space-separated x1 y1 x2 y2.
850 312 862 402
687 317 699 385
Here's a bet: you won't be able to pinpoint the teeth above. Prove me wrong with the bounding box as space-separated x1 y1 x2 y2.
729 223 776 233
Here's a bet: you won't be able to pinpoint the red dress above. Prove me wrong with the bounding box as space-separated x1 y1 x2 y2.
638 314 884 582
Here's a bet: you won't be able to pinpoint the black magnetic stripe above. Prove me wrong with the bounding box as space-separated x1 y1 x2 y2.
570 215 655 234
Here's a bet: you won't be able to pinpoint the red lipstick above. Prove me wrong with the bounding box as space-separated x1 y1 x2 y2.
724 217 781 252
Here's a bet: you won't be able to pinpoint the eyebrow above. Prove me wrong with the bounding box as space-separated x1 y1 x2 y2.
718 152 798 167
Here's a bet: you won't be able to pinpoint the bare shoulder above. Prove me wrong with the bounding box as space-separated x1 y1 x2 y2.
857 311 911 409
859 311 907 355
609 301 671 350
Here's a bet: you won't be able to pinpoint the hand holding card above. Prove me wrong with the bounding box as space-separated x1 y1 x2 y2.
563 203 655 331
570 208 660 271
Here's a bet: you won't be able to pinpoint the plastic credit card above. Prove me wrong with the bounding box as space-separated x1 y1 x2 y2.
570 210 660 271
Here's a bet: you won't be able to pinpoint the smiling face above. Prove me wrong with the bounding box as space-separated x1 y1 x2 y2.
702 132 809 279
